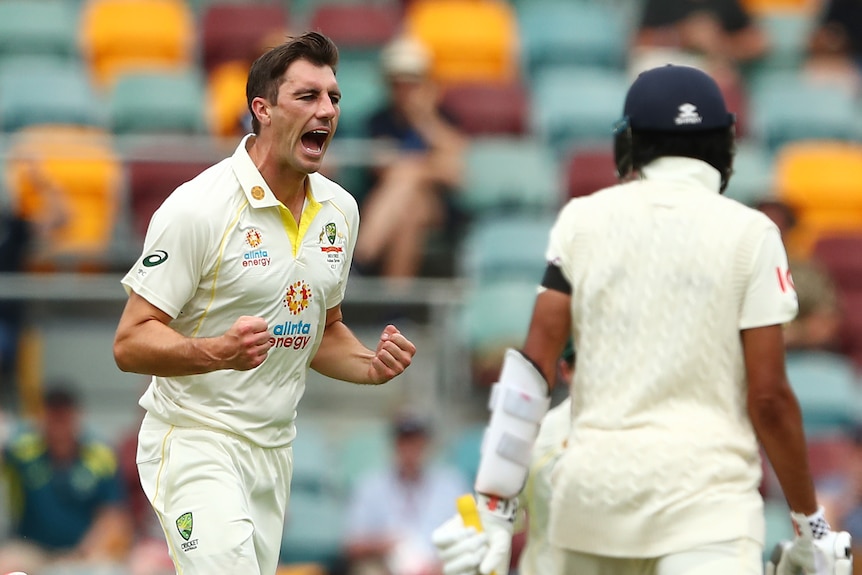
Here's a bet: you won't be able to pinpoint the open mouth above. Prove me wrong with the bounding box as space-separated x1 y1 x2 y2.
301 129 329 155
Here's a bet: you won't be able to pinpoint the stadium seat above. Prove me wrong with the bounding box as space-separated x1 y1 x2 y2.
442 422 485 484
290 420 340 495
785 351 862 436
280 489 345 570
812 234 862 294
461 279 538 385
440 81 530 136
108 69 207 134
458 213 556 284
724 139 775 206
458 137 561 216
333 421 391 491
405 0 520 86
201 2 289 73
207 60 251 138
774 141 862 256
517 1 628 78
0 56 103 132
4 125 122 268
126 148 220 241
80 0 196 88
308 3 400 64
330 58 387 138
748 12 816 73
563 146 618 200
742 0 820 15
838 291 862 363
763 498 795 563
749 71 861 150
531 66 630 153
0 0 79 59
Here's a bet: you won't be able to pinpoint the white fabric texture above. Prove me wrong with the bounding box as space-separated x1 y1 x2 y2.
544 157 797 557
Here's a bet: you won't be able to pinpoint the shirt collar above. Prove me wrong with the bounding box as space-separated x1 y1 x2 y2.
230 134 336 207
639 156 722 194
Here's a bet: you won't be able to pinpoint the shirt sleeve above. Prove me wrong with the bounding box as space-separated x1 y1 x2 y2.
327 196 360 310
120 195 210 318
545 201 578 287
739 226 799 329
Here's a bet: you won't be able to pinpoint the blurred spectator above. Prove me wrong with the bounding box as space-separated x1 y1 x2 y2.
0 383 132 574
343 409 470 575
630 0 769 83
352 36 468 279
0 161 69 399
757 199 842 351
805 0 862 93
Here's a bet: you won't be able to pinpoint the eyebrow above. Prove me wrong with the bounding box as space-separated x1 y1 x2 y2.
291 87 342 98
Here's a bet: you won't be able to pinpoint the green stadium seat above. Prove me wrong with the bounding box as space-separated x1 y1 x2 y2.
785 351 862 437
0 57 104 131
0 0 79 59
725 139 775 207
458 213 555 284
518 1 627 78
332 58 387 138
749 71 861 150
531 66 629 153
108 69 207 134
747 12 815 75
333 421 391 491
458 137 561 215
280 489 345 569
462 279 537 355
763 498 794 563
442 422 485 484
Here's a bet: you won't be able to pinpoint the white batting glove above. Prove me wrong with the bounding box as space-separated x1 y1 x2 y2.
765 507 853 575
475 493 516 575
432 515 489 575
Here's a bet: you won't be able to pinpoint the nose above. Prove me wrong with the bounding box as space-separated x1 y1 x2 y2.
317 95 337 120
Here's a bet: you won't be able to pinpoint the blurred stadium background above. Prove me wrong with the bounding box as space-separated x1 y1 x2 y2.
0 0 861 573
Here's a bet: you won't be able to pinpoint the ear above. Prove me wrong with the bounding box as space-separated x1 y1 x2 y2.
251 97 271 128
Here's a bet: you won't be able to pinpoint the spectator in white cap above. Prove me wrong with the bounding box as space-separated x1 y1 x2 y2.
353 35 467 280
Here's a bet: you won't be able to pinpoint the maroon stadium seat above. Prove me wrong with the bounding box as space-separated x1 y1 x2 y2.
127 157 218 240
201 3 289 73
812 233 862 293
838 290 862 360
440 82 529 136
308 4 400 50
564 147 618 200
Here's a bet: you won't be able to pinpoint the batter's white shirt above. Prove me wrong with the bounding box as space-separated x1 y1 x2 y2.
519 396 570 575
545 157 798 557
122 134 359 448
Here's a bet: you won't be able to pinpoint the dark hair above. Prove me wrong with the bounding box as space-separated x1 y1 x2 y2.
246 31 339 134
622 127 736 191
43 383 79 409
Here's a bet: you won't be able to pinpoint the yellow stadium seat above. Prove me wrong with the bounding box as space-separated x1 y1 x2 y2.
207 59 250 138
405 0 520 86
79 0 195 88
4 125 122 269
740 0 819 15
774 141 862 256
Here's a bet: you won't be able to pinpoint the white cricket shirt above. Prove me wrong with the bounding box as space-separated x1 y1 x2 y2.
122 134 359 448
519 396 570 575
545 157 798 556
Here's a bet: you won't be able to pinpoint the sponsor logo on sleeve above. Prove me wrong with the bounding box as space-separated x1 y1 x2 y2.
176 512 198 552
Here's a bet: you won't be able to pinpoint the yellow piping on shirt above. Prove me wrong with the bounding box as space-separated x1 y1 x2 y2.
191 200 248 337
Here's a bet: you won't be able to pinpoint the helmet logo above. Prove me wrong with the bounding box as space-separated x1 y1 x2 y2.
674 103 702 126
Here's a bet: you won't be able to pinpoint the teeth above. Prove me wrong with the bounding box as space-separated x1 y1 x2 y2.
311 130 327 135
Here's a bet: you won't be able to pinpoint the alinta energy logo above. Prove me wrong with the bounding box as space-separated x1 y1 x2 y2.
272 280 314 350
283 280 312 315
242 228 270 268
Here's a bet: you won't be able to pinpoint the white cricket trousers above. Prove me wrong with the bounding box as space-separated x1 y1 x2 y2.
136 413 293 575
558 537 764 575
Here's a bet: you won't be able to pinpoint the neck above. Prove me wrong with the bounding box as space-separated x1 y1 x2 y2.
247 135 308 208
